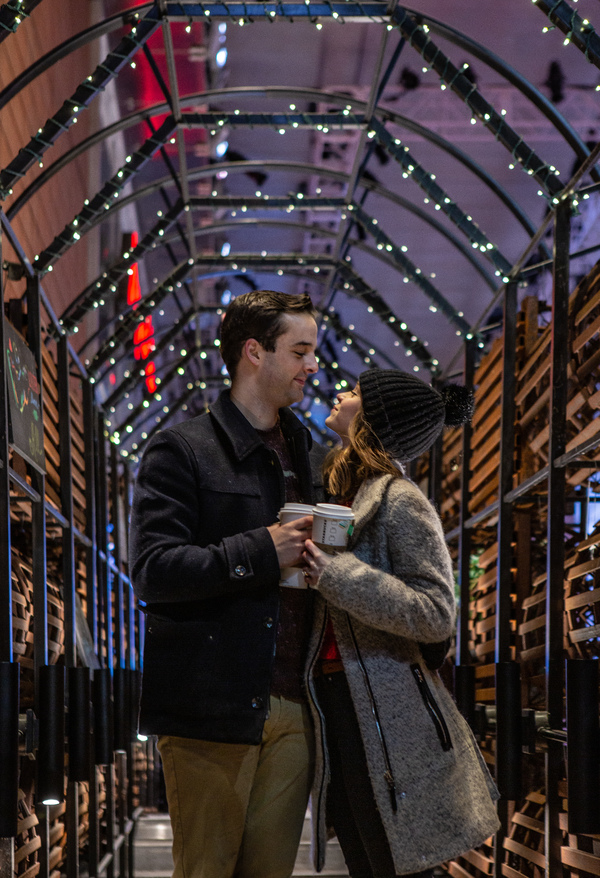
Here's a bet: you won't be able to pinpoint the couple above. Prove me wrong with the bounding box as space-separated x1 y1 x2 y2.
129 290 499 878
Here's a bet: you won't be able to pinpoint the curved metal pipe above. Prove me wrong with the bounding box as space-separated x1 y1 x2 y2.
9 86 541 250
0 7 146 109
61 179 495 326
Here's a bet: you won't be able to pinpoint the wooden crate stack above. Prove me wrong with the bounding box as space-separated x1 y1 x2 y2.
439 425 463 534
468 337 504 520
40 342 87 533
563 523 600 659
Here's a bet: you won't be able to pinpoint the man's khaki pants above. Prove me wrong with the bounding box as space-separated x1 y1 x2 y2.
157 695 314 878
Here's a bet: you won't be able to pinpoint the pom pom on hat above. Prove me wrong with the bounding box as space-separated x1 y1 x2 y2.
359 368 473 461
441 384 475 426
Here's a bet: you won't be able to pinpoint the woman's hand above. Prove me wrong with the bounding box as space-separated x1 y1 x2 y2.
302 539 334 587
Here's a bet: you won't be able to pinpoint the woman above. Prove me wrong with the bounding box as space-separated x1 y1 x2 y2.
302 369 500 878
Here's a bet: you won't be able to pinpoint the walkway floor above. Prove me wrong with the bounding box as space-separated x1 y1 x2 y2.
132 811 349 877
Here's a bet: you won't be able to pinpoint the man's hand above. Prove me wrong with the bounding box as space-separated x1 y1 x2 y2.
267 515 313 569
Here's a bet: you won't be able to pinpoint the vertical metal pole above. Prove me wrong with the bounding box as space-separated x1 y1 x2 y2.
456 340 475 658
58 335 76 668
83 379 100 878
57 335 80 878
428 433 443 511
96 413 115 878
496 280 517 663
122 465 135 672
111 443 125 672
0 218 12 663
26 275 50 878
455 339 475 725
83 380 98 652
26 275 48 676
0 222 16 865
97 412 112 670
110 443 129 878
492 280 518 878
545 201 570 878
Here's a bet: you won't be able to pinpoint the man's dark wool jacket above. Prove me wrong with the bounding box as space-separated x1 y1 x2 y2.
129 390 326 744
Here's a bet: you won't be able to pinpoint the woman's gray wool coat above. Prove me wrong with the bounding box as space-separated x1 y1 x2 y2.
305 474 500 875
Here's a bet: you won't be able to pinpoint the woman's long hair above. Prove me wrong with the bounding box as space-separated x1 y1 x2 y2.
324 409 402 504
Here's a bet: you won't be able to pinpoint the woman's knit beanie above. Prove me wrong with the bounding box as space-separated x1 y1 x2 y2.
359 368 474 461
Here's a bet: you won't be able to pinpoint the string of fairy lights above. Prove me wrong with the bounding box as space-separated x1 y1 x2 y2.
33 117 178 274
530 0 600 68
390 9 571 202
0 0 30 35
349 204 472 336
59 200 186 333
2 0 598 453
109 337 214 443
0 10 162 199
102 304 221 410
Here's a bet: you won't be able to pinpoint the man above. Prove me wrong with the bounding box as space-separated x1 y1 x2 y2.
129 290 325 878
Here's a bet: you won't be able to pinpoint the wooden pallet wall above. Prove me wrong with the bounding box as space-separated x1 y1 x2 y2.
431 259 600 878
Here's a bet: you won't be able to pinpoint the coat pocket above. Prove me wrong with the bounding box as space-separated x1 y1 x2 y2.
410 663 453 752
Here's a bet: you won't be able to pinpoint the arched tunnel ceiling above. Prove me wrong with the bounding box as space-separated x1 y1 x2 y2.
1 0 600 459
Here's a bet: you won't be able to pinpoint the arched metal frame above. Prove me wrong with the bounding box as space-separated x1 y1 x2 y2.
3 7 600 878
0 0 598 453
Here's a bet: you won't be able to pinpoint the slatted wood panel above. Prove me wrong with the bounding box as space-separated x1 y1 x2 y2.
14 789 41 878
564 523 600 659
40 343 87 532
439 425 463 534
433 263 600 878
469 338 503 517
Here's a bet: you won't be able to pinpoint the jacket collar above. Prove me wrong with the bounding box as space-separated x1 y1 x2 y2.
348 474 395 547
209 389 311 462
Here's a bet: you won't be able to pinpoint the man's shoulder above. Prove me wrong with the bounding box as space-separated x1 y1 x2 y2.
166 409 213 442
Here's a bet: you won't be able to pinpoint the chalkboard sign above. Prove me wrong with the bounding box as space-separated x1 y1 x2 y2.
4 319 46 473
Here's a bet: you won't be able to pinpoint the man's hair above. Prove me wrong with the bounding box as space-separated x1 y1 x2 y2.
220 290 316 379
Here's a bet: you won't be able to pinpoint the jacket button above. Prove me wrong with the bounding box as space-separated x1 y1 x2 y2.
234 565 247 577
263 616 274 629
251 697 264 709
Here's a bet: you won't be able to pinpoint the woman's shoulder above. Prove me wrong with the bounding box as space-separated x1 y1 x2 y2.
385 476 442 521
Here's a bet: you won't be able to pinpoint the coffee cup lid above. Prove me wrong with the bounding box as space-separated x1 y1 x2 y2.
279 503 314 514
312 503 355 519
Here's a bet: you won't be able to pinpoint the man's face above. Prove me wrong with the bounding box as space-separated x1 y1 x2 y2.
256 313 318 409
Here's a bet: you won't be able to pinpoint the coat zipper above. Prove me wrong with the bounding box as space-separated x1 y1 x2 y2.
346 613 398 813
309 610 330 869
410 664 453 752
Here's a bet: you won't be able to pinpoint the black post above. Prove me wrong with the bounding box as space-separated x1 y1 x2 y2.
83 379 98 652
456 338 475 676
495 661 522 799
565 659 600 834
96 411 112 670
545 201 570 878
37 664 65 806
58 335 76 668
496 281 517 664
0 220 12 666
67 666 91 783
0 661 19 837
93 667 114 766
493 279 518 878
0 215 15 878
26 276 51 878
111 443 125 671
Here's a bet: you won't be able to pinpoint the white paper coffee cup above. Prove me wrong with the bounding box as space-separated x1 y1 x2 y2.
311 503 355 554
278 503 313 588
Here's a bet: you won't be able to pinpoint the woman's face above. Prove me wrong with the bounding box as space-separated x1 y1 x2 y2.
325 384 362 444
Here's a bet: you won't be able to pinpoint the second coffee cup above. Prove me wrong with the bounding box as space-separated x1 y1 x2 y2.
311 503 355 554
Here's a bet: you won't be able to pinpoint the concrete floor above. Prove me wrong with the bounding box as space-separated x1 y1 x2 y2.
132 810 349 878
